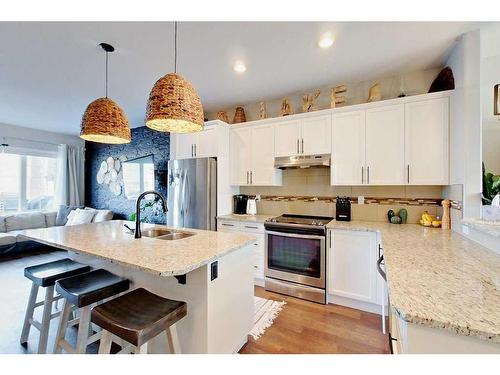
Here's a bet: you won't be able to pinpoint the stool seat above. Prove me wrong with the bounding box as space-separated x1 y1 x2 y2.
56 269 129 308
91 288 187 347
24 258 91 287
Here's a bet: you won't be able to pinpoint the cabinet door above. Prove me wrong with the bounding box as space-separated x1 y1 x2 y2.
174 133 195 159
195 127 217 158
274 119 301 157
405 98 449 185
328 230 377 304
229 127 251 185
300 115 332 155
250 124 278 185
365 105 405 184
331 111 366 185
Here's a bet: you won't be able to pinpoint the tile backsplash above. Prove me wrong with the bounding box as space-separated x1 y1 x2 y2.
240 168 445 223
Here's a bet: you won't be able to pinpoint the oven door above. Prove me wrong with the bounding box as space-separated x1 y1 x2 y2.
265 230 325 288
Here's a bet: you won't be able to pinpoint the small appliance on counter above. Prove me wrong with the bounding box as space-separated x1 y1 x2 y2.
246 198 257 215
335 196 351 221
233 194 249 215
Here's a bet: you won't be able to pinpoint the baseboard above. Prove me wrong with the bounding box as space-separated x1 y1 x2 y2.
327 293 387 316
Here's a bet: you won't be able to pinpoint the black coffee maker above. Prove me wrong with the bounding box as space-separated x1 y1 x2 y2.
336 196 351 221
233 195 249 215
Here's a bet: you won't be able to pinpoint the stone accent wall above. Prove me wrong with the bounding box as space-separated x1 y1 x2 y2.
85 126 169 222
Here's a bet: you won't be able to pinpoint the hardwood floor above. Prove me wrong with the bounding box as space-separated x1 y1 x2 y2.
1 249 389 354
239 287 390 354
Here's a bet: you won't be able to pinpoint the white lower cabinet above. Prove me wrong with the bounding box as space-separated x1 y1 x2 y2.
327 229 385 315
217 219 265 286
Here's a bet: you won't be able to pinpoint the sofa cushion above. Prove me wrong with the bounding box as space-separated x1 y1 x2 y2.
0 233 17 246
44 211 57 227
0 216 6 233
5 212 47 232
56 205 84 226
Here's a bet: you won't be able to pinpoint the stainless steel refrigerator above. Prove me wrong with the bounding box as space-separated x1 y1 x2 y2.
166 157 217 230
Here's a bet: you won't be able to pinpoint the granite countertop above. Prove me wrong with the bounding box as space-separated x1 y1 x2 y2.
217 214 275 223
327 220 500 343
462 218 500 238
18 220 255 277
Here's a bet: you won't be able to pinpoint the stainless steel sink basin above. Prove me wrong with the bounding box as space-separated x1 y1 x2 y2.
158 231 195 240
142 228 195 241
141 228 174 238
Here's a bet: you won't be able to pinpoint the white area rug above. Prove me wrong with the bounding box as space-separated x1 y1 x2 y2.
249 296 286 340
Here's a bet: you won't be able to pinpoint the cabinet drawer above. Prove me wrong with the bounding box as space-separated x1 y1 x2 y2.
239 222 265 233
217 220 240 231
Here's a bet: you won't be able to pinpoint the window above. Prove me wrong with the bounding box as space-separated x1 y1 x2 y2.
0 153 57 212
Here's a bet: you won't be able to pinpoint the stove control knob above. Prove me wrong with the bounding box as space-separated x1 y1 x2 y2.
311 221 317 225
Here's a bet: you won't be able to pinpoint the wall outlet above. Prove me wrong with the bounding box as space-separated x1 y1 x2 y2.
211 261 218 281
358 196 365 205
462 224 470 235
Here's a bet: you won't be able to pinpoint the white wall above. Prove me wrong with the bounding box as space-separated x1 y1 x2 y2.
446 29 482 220
207 68 441 122
0 122 84 153
481 25 500 174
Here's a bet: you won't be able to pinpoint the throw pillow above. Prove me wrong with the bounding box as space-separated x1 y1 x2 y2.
66 208 96 226
56 205 84 226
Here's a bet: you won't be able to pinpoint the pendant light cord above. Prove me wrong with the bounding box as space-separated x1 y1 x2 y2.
174 21 178 73
105 50 109 98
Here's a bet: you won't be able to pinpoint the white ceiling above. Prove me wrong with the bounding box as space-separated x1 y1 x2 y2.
0 22 481 135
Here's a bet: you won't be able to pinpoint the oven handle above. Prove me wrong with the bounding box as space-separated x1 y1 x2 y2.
266 230 326 241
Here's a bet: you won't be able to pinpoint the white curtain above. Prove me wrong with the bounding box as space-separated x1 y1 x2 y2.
55 144 85 207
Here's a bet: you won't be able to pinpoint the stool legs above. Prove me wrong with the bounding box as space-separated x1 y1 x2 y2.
20 283 39 347
37 285 55 354
166 325 180 354
98 330 113 354
53 299 72 354
75 306 91 354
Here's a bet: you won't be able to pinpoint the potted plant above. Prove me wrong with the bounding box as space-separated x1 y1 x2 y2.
482 162 500 221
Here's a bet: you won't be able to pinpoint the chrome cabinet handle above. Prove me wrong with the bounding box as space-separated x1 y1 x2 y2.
245 225 259 229
191 144 194 157
194 144 197 157
362 166 364 184
250 171 253 184
367 166 370 184
246 171 249 184
301 138 304 154
407 164 410 184
296 139 299 154
221 223 235 227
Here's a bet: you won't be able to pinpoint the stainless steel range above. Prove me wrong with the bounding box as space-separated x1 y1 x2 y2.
264 214 333 304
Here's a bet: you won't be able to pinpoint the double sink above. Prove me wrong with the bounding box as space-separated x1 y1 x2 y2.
142 228 196 241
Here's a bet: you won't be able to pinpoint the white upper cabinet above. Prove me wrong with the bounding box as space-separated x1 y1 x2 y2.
365 104 406 185
230 127 252 185
274 119 301 157
230 124 282 186
301 115 332 155
274 115 331 157
331 111 366 185
171 125 218 159
195 126 217 158
405 97 449 185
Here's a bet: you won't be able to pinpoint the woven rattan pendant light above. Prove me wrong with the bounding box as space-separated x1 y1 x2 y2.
145 22 204 133
80 43 131 144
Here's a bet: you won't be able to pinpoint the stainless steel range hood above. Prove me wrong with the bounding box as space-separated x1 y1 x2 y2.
274 154 331 169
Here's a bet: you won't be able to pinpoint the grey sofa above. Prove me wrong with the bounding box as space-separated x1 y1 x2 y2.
0 208 113 255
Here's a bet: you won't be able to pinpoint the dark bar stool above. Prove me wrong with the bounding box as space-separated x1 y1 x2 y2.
91 288 187 354
53 269 129 354
21 258 91 354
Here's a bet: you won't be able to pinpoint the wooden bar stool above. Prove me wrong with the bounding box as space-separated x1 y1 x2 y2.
21 258 91 354
53 269 129 354
91 288 187 354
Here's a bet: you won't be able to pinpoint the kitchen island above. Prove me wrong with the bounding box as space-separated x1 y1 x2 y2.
19 220 256 354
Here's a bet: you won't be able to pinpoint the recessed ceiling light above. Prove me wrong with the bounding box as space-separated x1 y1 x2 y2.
233 61 247 73
318 34 334 49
